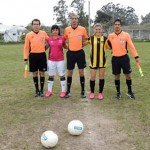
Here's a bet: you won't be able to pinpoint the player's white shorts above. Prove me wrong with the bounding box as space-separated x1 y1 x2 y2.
47 60 66 76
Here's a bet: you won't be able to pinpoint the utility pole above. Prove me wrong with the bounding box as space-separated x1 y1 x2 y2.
88 0 91 35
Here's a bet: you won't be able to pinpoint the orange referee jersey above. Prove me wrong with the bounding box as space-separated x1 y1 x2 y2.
24 30 49 60
107 31 138 57
64 26 88 51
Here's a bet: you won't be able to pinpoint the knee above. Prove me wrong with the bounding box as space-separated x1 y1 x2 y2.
33 71 38 77
68 70 73 77
90 76 95 81
79 69 84 76
39 71 45 77
125 74 131 80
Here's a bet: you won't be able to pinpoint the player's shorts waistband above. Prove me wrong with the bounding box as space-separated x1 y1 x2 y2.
30 52 46 54
68 49 83 53
112 54 128 58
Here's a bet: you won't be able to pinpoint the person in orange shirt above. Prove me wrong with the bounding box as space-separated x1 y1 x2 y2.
24 19 49 97
107 19 140 99
64 13 88 98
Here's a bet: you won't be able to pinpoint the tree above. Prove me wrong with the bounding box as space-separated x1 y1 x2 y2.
95 2 139 27
26 23 32 31
0 33 4 41
141 13 150 24
95 10 112 25
25 23 51 34
71 0 89 27
53 0 68 28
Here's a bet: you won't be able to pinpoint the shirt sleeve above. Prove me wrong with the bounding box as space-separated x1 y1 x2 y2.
126 33 138 57
44 32 49 42
64 29 68 40
23 35 30 60
83 28 88 39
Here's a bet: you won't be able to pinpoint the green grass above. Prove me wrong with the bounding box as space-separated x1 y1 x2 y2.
0 43 149 149
92 42 150 150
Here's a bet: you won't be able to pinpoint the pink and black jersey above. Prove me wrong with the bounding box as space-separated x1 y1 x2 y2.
48 36 65 61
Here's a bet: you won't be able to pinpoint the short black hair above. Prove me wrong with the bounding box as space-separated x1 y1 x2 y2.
114 19 122 25
32 19 41 25
51 25 61 35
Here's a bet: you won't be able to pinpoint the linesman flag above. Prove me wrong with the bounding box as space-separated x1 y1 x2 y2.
24 64 29 78
136 62 144 77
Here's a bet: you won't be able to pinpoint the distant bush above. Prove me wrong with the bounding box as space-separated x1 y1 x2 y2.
133 39 150 42
0 41 22 45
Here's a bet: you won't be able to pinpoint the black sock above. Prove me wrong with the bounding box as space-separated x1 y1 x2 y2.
33 77 39 92
60 76 65 81
80 76 85 92
40 77 45 91
126 79 132 93
67 76 72 93
99 79 105 93
90 80 95 93
115 80 120 93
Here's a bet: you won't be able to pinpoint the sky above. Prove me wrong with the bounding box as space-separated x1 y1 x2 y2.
0 0 149 26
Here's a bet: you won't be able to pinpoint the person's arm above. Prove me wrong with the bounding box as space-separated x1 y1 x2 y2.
63 29 69 50
83 37 90 47
126 33 139 62
82 28 89 47
63 28 68 41
23 35 30 62
45 43 50 50
45 32 49 50
61 36 68 49
63 42 68 49
104 39 112 51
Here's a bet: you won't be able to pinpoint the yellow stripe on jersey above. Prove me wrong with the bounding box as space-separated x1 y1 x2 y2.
93 36 97 67
89 35 107 68
100 36 104 67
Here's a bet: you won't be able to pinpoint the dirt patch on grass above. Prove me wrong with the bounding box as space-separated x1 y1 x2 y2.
47 99 136 150
41 99 135 150
1 98 137 150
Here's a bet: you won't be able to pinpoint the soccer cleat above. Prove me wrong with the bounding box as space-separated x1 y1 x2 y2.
35 90 40 97
65 91 71 98
45 91 52 97
89 93 95 99
39 90 44 97
98 93 104 100
126 92 135 99
81 91 86 98
115 92 121 100
60 92 66 98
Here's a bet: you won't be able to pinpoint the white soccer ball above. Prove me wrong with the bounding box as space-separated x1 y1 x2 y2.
68 120 84 135
41 130 58 148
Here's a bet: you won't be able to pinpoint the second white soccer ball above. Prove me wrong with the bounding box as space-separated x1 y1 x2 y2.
68 120 84 135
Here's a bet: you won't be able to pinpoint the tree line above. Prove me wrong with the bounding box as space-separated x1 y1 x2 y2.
24 0 150 36
53 0 150 28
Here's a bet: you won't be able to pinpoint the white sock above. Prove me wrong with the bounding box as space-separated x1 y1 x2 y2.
60 80 66 92
48 81 54 92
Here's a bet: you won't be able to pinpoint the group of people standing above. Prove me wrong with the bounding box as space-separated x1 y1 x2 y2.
23 13 140 100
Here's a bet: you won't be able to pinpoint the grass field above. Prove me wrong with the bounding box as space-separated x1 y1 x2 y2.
0 42 149 150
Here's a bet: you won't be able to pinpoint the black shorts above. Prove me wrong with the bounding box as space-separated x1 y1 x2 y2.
29 52 47 72
112 54 132 75
66 50 86 70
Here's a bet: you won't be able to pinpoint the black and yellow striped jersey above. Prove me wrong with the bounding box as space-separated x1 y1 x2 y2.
88 35 108 68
